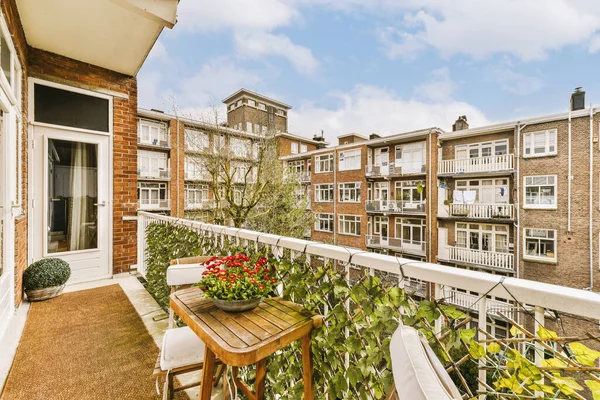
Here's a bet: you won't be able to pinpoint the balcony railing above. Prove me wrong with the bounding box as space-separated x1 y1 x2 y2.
449 203 514 219
447 246 514 271
139 198 170 211
438 154 514 175
365 235 426 255
442 287 514 320
365 200 426 214
184 171 211 181
294 172 311 183
365 162 426 178
137 168 171 180
137 211 600 399
137 136 170 149
185 200 214 210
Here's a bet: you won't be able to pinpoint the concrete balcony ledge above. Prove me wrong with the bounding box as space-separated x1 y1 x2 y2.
138 168 171 181
365 235 426 255
365 200 426 215
365 163 427 178
139 199 170 211
185 200 215 210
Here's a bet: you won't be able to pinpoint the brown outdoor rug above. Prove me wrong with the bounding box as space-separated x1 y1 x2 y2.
1 284 188 399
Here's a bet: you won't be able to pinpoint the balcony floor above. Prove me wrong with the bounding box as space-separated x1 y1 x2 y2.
0 275 223 399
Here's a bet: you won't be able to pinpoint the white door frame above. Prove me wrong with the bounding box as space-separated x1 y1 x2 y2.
28 78 114 283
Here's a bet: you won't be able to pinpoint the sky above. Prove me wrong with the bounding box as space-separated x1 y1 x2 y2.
138 0 600 143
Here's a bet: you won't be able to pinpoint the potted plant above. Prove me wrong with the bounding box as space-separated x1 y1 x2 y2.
196 254 276 312
23 258 71 301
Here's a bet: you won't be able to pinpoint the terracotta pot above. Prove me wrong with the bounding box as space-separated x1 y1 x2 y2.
213 297 262 313
25 284 65 302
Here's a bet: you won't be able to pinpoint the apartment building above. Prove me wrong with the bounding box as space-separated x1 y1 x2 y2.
136 89 327 222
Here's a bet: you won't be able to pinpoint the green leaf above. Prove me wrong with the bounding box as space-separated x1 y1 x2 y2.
550 375 583 395
468 340 486 360
509 325 523 337
537 326 558 340
528 383 556 394
487 342 501 354
585 380 600 400
496 375 523 394
568 342 600 366
542 358 567 368
459 328 477 343
438 304 467 320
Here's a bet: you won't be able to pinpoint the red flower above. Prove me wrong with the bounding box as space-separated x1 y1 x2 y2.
250 279 256 284
271 278 277 283
259 285 265 290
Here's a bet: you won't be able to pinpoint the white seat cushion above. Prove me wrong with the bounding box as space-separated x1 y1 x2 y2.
166 263 207 286
160 327 206 371
390 325 462 399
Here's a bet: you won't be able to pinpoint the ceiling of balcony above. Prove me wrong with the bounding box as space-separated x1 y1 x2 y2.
16 0 178 76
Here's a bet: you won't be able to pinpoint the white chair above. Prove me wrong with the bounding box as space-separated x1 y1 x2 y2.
154 256 223 399
387 325 462 400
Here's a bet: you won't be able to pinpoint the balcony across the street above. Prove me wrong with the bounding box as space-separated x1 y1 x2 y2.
449 203 514 220
366 200 426 214
446 245 514 271
138 168 171 181
185 200 214 210
365 235 426 255
438 154 514 176
365 162 426 178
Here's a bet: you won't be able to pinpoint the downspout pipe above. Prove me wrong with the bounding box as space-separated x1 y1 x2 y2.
589 106 594 291
333 149 337 245
568 108 572 232
515 123 522 280
176 117 181 217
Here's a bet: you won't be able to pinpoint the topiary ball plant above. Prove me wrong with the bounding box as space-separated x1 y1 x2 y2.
23 258 71 301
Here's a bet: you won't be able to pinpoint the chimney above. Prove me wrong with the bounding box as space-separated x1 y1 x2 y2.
571 87 585 111
369 133 381 140
452 115 469 131
313 130 325 142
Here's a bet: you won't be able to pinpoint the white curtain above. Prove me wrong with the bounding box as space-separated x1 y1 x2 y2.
69 143 94 251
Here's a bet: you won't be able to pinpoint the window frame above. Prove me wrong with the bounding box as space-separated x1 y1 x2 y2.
338 148 361 171
314 184 334 202
338 182 361 203
523 129 557 158
315 153 334 173
314 213 334 232
523 175 557 209
523 228 557 262
338 214 361 236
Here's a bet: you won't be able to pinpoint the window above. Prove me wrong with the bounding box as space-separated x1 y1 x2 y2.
524 129 557 157
248 99 256 107
184 128 208 151
185 157 207 180
524 176 556 208
138 150 168 178
139 119 168 147
455 178 509 204
185 184 209 207
315 153 334 173
524 228 556 262
339 215 361 236
291 142 299 154
455 223 509 253
231 162 255 183
395 181 426 205
314 184 334 202
258 103 266 110
231 137 251 158
374 147 389 166
456 140 508 159
300 144 308 153
339 149 361 171
338 182 361 202
315 213 334 232
138 182 168 209
395 218 426 247
246 122 252 133
289 160 304 174
395 142 426 173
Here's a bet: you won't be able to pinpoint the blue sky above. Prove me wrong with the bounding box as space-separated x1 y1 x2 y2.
139 0 600 143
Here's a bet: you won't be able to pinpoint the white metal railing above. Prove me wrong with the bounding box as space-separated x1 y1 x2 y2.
139 198 170 211
438 154 514 175
449 203 514 219
138 135 170 148
185 200 215 210
138 168 171 180
365 235 426 255
137 211 600 396
442 287 515 320
365 200 426 214
184 171 210 181
448 246 514 271
366 163 426 177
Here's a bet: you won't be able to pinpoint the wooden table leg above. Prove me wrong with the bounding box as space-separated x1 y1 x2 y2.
199 347 216 400
255 358 267 399
302 334 314 400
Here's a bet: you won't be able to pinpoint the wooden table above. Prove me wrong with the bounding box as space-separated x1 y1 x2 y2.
170 287 323 400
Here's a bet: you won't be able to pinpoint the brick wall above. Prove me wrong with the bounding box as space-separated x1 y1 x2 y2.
170 119 185 217
28 48 139 274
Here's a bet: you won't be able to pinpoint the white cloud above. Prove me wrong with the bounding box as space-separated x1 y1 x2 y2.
147 41 167 61
288 84 490 143
234 31 319 75
485 59 544 96
413 67 456 102
376 1 600 61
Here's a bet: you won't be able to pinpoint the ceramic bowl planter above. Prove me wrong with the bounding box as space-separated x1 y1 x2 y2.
23 258 71 301
213 297 262 313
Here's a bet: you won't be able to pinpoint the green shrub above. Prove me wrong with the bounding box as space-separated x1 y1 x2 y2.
23 258 71 290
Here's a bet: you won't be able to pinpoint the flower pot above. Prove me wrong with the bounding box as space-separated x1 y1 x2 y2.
25 284 65 302
213 297 262 313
